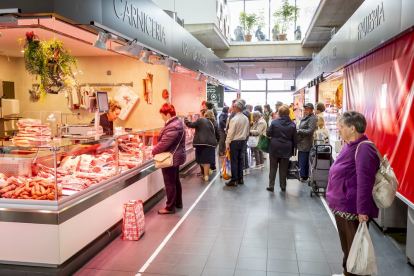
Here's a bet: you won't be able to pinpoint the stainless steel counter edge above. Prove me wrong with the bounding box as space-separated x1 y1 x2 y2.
397 192 414 210
0 161 159 225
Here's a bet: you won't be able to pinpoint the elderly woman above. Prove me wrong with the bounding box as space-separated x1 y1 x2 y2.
263 104 274 127
266 105 297 191
327 111 380 276
152 103 186 214
297 103 317 181
250 111 267 169
314 102 329 144
185 110 220 181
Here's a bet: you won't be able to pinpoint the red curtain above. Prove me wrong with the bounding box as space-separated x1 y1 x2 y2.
344 32 414 204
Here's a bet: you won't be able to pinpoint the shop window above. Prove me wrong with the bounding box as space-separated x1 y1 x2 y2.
228 1 245 42
240 92 267 106
241 80 266 90
267 80 294 91
244 0 270 42
267 92 294 106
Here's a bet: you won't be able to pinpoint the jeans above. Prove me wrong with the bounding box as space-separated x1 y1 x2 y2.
219 130 226 156
230 140 245 182
253 147 264 165
298 151 310 178
161 166 182 211
269 155 289 189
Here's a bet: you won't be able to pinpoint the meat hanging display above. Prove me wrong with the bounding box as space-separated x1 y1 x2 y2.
143 72 153 104
12 119 52 147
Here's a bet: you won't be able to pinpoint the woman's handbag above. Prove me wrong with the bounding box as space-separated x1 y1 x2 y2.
247 136 259 148
154 130 185 169
346 222 377 275
256 134 270 153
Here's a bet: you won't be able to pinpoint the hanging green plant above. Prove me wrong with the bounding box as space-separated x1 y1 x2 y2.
19 32 78 102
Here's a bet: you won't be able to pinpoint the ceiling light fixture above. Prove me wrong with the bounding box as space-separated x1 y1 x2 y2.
93 32 117 51
114 38 144 57
196 72 203 81
140 49 151 64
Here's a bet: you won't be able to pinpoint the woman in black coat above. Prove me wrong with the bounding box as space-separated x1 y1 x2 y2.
266 105 297 192
185 110 220 181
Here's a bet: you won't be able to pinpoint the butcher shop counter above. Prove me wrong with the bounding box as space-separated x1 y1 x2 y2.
0 127 195 274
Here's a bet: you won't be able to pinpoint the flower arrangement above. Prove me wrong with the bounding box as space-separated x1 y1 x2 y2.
19 32 78 102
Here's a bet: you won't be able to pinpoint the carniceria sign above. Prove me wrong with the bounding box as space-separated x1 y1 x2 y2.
114 0 167 44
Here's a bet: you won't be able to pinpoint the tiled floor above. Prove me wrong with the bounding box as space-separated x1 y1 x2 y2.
75 159 414 276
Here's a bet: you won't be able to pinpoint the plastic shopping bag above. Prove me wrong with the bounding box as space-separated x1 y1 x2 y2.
247 136 259 148
222 151 232 180
122 200 145 241
346 222 377 275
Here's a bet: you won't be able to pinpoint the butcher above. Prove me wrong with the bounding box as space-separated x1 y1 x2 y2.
91 100 122 136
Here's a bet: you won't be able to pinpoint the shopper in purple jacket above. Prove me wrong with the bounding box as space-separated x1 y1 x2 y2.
152 103 186 214
327 111 380 276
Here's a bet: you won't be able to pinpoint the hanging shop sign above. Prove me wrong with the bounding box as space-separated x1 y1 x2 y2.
0 0 238 89
207 84 224 108
296 0 412 89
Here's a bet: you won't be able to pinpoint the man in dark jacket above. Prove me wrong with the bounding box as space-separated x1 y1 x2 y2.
218 107 229 157
266 105 297 191
297 103 317 181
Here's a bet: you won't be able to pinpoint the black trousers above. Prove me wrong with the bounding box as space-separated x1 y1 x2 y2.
230 140 245 182
269 155 289 189
219 130 226 156
243 138 249 169
161 166 182 211
335 215 370 276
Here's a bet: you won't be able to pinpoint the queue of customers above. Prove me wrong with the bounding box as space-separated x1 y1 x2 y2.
153 101 382 276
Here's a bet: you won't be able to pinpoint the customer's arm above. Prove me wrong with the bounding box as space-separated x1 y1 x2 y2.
152 128 176 155
219 115 227 130
225 118 236 148
266 122 273 138
184 118 199 128
298 116 317 136
214 122 220 142
355 144 380 216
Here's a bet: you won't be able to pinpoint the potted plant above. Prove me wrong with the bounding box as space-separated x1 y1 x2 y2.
239 11 258 42
19 32 78 102
273 0 300 41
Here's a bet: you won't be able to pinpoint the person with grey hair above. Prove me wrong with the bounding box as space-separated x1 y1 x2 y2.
225 100 250 186
326 111 380 276
273 101 283 120
250 111 267 169
297 103 317 181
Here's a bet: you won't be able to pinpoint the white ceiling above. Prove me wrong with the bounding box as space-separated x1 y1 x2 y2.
302 0 364 48
0 27 118 58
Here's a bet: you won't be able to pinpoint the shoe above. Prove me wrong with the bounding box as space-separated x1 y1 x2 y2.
243 170 246 176
332 274 345 276
281 188 286 192
260 164 265 168
252 165 262 169
197 172 203 177
209 169 213 175
176 205 183 209
204 176 209 181
238 179 244 185
266 187 274 192
213 169 217 172
245 169 250 175
225 180 238 186
158 208 176 214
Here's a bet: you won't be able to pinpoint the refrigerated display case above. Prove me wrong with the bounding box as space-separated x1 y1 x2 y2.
0 127 178 268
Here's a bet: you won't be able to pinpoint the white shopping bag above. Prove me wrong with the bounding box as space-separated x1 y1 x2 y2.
346 222 378 275
247 136 259 148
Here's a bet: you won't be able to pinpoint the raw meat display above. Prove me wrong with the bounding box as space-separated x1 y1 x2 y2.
12 119 52 147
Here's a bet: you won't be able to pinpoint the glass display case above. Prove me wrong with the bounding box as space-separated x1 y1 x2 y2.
180 114 199 151
0 128 164 202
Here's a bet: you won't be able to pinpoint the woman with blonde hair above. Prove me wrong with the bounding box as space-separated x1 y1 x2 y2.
91 99 122 136
185 109 220 181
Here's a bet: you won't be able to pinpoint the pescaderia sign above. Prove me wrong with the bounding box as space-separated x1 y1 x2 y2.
113 0 166 44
